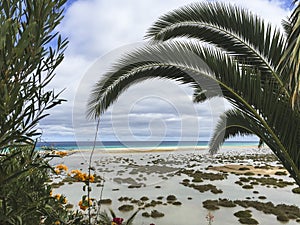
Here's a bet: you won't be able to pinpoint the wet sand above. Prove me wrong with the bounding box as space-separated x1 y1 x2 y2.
50 146 300 225
209 164 287 175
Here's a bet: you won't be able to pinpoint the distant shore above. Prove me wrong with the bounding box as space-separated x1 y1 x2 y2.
36 140 259 152
46 144 261 155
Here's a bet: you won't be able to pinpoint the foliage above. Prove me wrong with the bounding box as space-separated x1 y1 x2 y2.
0 0 68 150
87 2 300 186
51 162 138 225
0 0 81 224
280 1 300 108
0 145 84 225
52 157 101 224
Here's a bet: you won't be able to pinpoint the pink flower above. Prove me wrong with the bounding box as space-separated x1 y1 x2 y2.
112 217 124 225
206 212 214 222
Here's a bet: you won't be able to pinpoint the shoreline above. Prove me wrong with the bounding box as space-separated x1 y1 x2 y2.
45 144 262 155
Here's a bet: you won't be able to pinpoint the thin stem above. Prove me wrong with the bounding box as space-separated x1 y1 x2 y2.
88 118 101 225
96 174 105 222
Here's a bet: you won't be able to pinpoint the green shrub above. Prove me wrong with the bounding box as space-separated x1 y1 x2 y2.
0 0 67 150
0 146 84 224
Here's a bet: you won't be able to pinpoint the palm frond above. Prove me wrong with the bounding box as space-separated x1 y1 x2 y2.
86 40 294 158
229 71 300 176
282 19 292 37
87 40 284 120
209 107 300 185
209 109 257 154
145 2 288 93
86 41 226 119
280 1 300 108
192 87 208 103
87 34 300 185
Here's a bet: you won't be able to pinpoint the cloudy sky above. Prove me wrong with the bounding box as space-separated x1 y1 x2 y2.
39 0 292 143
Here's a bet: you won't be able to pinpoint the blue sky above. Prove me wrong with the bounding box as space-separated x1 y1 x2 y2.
39 0 292 143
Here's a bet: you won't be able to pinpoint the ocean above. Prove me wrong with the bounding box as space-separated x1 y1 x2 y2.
36 141 258 151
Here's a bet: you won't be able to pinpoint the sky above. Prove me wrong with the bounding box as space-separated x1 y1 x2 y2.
39 0 292 143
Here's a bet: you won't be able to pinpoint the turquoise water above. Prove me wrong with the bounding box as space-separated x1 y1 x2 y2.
36 141 258 151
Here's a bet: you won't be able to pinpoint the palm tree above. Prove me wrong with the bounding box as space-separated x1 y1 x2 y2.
87 2 300 186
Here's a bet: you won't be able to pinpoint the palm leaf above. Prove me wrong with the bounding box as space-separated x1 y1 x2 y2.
209 109 258 153
87 40 300 184
209 78 300 184
145 2 288 93
280 1 300 108
87 3 300 186
87 42 225 119
282 19 292 38
87 40 276 119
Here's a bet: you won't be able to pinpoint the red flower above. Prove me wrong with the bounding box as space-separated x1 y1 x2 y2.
112 217 124 225
206 212 214 222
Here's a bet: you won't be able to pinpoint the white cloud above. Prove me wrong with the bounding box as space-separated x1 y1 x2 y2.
42 0 291 142
38 125 76 141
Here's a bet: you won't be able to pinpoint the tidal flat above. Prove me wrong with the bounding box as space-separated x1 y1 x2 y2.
50 147 300 225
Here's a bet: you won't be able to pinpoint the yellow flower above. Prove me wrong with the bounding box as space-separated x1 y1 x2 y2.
69 170 96 182
84 174 95 183
49 190 53 196
70 170 86 181
89 174 95 182
62 197 67 204
70 170 80 176
79 173 86 181
57 151 68 157
111 222 118 225
78 200 88 211
78 198 92 211
54 221 61 225
53 151 68 157
56 164 68 172
54 168 61 175
54 194 61 200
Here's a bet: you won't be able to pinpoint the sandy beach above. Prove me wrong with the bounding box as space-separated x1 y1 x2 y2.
50 146 300 225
